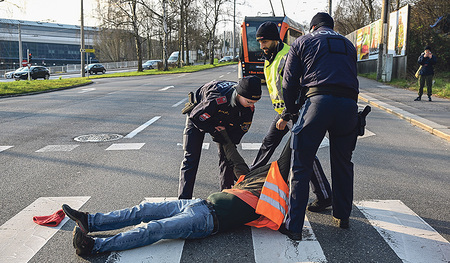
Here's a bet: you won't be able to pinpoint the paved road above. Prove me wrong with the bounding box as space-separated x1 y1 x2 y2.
1 65 449 263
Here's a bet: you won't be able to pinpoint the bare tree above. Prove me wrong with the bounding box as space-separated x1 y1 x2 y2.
200 0 231 64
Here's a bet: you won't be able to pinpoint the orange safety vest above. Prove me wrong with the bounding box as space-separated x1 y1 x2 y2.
224 161 289 230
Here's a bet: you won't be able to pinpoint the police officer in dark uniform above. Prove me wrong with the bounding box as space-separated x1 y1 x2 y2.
281 13 359 239
179 76 262 199
251 21 332 212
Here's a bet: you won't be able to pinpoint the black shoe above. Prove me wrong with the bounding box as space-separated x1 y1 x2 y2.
278 223 302 241
428 96 432 101
333 217 349 229
62 204 89 234
414 96 421 101
307 198 332 212
73 227 95 256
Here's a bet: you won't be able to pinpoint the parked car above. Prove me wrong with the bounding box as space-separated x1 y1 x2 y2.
4 67 24 79
142 60 162 70
14 66 50 80
218 56 233 63
85 64 106 74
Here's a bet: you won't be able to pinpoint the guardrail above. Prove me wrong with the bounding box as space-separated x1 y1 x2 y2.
1 61 140 78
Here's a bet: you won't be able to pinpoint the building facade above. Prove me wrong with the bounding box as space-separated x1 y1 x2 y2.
0 18 98 70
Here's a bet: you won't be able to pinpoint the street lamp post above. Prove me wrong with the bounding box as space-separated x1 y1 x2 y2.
80 0 86 77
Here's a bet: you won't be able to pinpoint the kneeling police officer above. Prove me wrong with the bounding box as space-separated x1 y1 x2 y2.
178 76 262 199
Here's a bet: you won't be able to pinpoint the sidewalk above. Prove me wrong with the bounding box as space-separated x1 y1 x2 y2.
357 76 450 142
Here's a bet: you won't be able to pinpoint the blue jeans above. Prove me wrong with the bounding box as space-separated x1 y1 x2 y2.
88 199 215 253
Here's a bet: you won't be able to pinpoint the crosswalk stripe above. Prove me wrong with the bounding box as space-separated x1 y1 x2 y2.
252 216 326 263
241 143 262 150
0 196 90 263
355 200 450 263
105 197 184 263
105 143 145 151
35 145 79 152
0 146 13 152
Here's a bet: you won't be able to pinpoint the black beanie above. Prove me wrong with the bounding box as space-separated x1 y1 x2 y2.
424 46 432 51
236 76 262 100
256 22 280 41
310 12 334 31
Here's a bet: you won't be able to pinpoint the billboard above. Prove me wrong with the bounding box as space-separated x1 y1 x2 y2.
347 5 409 61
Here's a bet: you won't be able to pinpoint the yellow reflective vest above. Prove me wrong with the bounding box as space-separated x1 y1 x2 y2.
265 43 290 114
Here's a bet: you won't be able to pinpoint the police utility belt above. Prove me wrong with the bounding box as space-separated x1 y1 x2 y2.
181 92 198 114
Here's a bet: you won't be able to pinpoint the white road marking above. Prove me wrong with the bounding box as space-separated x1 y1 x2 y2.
124 116 161 139
252 216 326 263
35 145 79 152
219 75 224 78
106 143 145 151
0 146 13 152
355 200 450 263
0 196 90 263
78 88 96 93
106 197 185 263
319 137 329 148
159 86 174 91
177 143 209 150
360 129 376 138
227 72 231 74
172 98 188 107
241 143 262 150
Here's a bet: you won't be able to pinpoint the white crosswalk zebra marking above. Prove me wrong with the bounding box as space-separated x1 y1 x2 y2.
0 146 13 152
355 200 450 263
0 196 90 263
105 143 145 151
105 197 184 263
252 216 326 263
241 143 262 150
35 145 79 152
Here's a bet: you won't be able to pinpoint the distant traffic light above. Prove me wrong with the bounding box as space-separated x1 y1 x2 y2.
28 53 32 63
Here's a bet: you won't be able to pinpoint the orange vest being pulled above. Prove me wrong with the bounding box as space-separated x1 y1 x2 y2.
224 161 289 230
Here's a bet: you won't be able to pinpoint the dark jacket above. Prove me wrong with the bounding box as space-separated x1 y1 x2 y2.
189 80 255 144
418 53 437 76
282 26 359 114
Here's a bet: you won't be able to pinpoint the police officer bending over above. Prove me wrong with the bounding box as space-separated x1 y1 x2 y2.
179 76 262 199
281 13 360 240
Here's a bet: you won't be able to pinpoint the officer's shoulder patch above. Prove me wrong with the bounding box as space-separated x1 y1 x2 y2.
199 113 211 121
215 96 227 105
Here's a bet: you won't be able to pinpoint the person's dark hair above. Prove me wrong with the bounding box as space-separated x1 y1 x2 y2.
310 12 334 31
424 46 432 51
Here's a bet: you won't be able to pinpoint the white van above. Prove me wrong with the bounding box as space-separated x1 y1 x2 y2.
167 51 197 64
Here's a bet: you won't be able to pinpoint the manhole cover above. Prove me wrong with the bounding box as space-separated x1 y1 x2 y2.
74 133 123 142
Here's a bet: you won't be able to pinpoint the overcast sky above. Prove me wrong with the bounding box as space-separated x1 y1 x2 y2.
0 0 337 28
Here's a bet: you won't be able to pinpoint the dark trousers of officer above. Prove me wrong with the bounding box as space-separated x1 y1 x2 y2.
178 117 235 199
250 114 332 201
286 95 358 233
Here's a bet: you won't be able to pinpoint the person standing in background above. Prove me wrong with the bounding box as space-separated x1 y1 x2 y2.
415 46 437 102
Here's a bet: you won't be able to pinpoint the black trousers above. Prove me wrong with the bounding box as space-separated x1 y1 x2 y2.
250 113 332 201
178 117 235 199
286 95 358 233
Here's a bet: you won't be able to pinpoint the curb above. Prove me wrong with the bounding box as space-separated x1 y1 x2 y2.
358 93 450 142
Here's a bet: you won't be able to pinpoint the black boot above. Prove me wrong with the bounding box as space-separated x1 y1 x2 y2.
428 96 432 101
414 96 421 101
62 204 89 234
73 227 95 256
